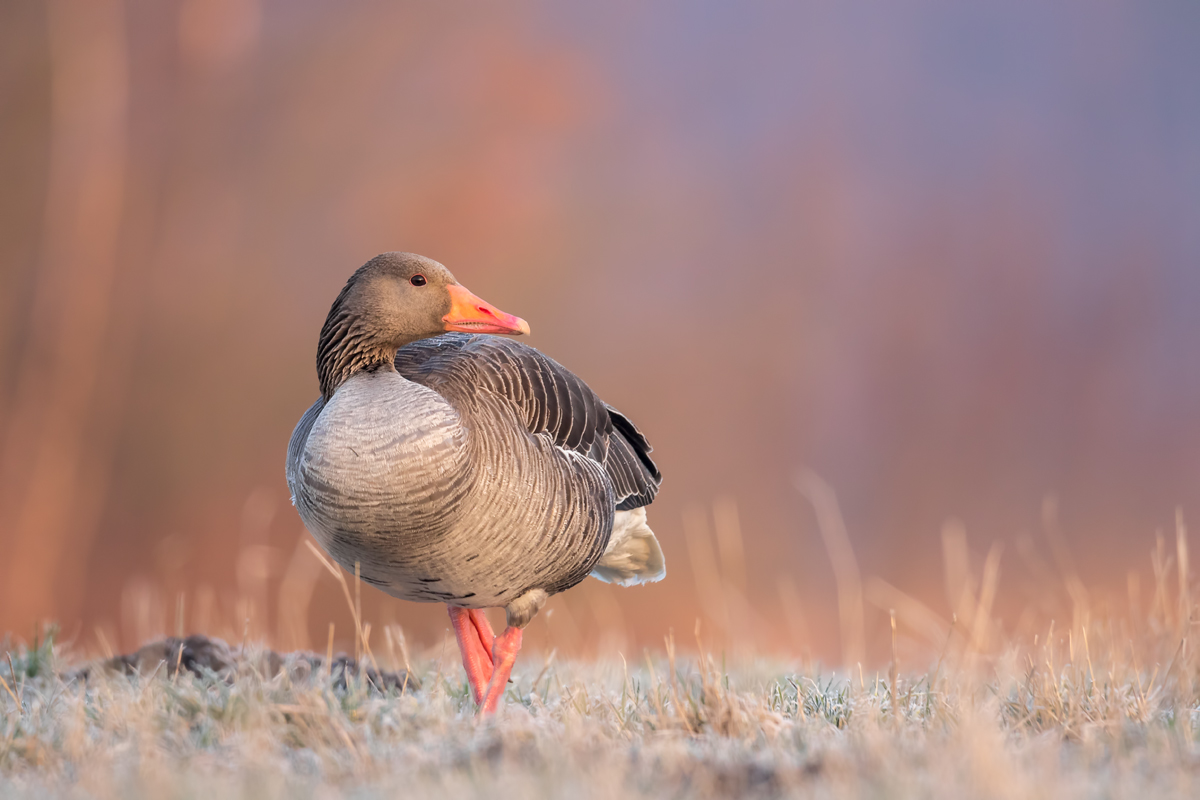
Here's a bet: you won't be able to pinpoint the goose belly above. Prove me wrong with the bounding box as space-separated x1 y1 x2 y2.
290 373 477 602
289 373 615 608
442 427 617 606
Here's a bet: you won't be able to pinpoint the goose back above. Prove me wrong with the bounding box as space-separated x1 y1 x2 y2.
395 333 661 511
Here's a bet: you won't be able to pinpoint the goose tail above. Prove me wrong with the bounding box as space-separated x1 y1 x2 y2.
590 507 666 587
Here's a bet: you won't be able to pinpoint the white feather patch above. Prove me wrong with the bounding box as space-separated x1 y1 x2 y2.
590 507 666 587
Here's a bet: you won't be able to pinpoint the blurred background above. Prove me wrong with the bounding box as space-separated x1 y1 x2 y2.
2 0 1199 667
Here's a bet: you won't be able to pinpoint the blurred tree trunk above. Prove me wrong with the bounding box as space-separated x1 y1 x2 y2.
0 0 128 634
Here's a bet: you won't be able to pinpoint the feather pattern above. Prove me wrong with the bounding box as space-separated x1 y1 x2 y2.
288 332 663 617
395 334 661 509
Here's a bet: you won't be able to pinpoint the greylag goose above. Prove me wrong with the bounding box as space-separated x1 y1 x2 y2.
286 252 664 713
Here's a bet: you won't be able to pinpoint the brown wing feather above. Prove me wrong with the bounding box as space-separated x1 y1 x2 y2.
395 333 661 510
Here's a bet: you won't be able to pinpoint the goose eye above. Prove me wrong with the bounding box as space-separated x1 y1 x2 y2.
410 274 427 287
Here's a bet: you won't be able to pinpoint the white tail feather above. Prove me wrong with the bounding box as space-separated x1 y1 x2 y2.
590 507 666 587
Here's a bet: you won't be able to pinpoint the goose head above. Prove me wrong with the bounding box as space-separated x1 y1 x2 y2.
316 252 528 399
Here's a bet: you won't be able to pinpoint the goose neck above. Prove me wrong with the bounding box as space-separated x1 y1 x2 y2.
317 312 428 400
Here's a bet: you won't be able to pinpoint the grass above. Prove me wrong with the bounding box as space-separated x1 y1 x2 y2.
3 504 1200 798
0 612 1199 799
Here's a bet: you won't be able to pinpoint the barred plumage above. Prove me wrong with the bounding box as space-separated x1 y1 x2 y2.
286 252 665 713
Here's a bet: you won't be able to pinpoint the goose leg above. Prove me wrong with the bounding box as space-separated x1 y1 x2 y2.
448 605 494 705
475 589 546 714
469 609 495 663
478 626 523 715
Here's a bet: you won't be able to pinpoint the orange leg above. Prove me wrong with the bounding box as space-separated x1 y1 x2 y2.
478 626 523 715
469 609 495 663
448 606 495 705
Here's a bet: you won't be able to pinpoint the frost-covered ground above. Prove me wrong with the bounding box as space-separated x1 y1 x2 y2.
2 623 1199 799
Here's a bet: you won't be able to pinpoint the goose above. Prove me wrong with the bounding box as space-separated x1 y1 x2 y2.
286 252 664 713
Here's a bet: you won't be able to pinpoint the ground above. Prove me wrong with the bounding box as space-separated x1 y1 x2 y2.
1 620 1199 799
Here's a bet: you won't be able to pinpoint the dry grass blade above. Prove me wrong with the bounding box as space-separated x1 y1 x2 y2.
4 651 23 714
385 624 413 695
324 622 335 680
643 650 667 725
355 562 363 663
0 666 21 713
305 540 367 658
889 608 898 726
664 632 694 732
531 648 557 699
795 469 864 668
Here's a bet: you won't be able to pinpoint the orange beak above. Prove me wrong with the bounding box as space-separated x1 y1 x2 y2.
442 284 530 336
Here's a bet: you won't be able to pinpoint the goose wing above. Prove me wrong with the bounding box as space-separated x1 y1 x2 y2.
395 333 661 510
